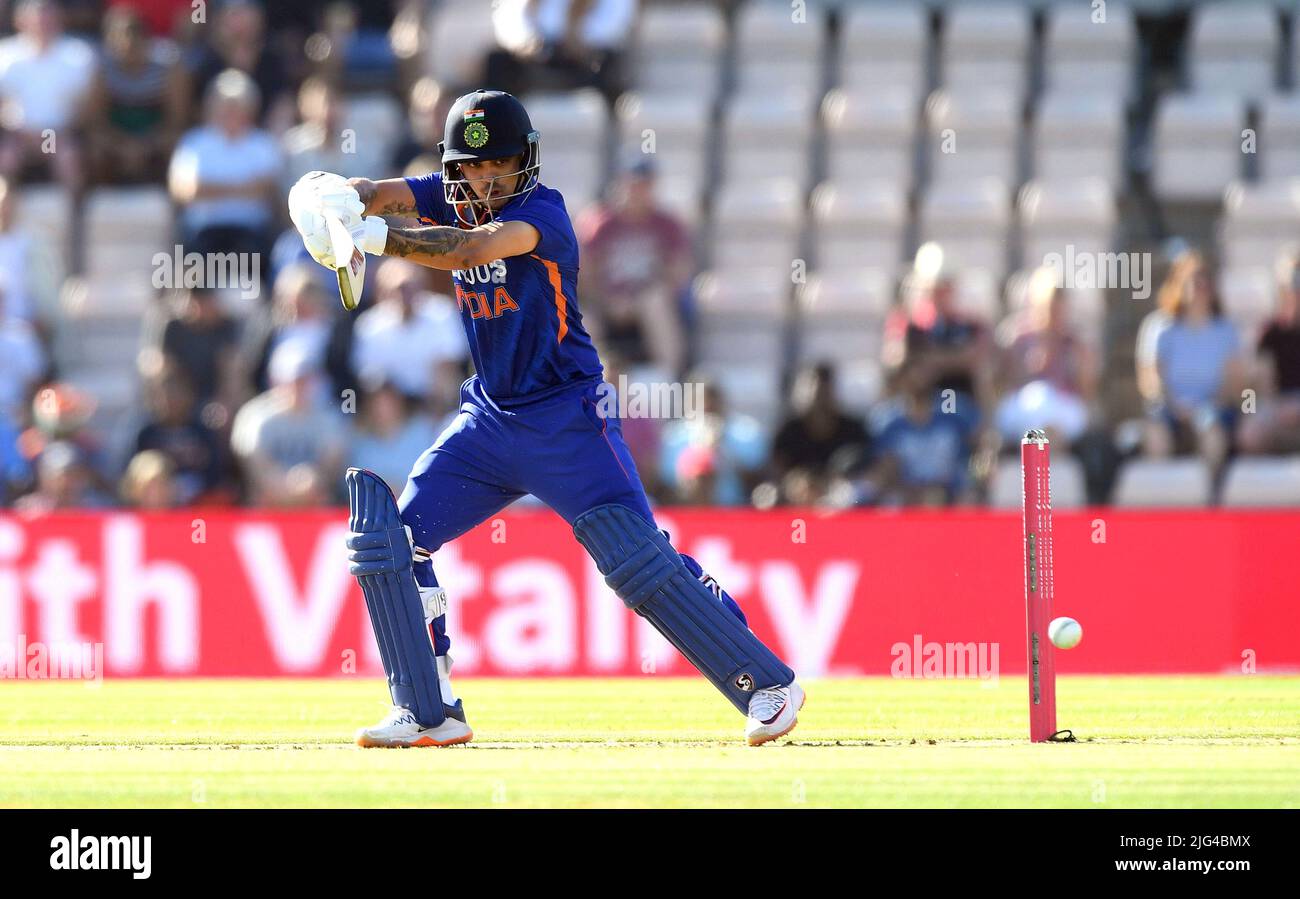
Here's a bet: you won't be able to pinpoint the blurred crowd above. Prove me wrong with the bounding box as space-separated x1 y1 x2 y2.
0 0 1297 513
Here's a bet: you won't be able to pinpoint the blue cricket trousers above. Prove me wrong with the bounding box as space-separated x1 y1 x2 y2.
397 376 744 656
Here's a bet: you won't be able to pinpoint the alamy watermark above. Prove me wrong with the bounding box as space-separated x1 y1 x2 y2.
152 245 262 299
891 634 999 684
1041 245 1152 300
593 375 704 421
0 636 103 682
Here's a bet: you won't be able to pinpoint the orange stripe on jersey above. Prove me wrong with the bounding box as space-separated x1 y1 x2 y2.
532 254 568 343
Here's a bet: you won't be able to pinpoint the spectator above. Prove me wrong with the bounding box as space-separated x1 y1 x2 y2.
487 0 636 102
771 363 871 487
120 449 180 509
994 268 1098 448
883 242 994 416
301 2 399 94
1239 250 1300 454
87 5 188 185
0 176 59 325
350 258 467 404
659 379 766 506
18 383 113 493
168 68 281 258
130 366 227 505
1144 252 1244 474
281 76 387 194
1136 250 1192 409
13 440 114 513
104 0 195 40
231 341 348 507
0 287 47 421
390 76 450 173
0 0 96 194
148 287 242 413
576 156 690 375
242 263 334 395
190 0 294 130
346 379 439 494
865 362 972 507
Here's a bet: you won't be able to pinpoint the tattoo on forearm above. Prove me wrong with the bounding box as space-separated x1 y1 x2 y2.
385 226 472 260
350 179 413 216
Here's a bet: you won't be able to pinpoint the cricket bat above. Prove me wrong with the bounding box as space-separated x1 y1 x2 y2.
325 211 366 312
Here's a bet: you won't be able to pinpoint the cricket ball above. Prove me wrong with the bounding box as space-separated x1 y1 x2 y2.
1048 617 1082 650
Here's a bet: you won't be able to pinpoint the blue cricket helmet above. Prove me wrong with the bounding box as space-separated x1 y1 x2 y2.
439 89 541 226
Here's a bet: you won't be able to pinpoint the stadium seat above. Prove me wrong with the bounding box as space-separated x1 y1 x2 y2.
988 453 1088 509
940 4 1031 100
523 90 609 210
692 269 791 423
732 0 826 101
1017 178 1118 274
633 2 725 97
1220 456 1300 506
1042 2 1137 100
692 360 785 430
797 270 893 323
14 185 71 285
925 89 1022 186
1112 458 1213 507
838 3 929 97
809 180 908 275
709 179 804 272
83 187 173 284
1257 94 1300 181
1033 91 1126 189
917 177 1012 280
616 93 711 188
822 86 919 188
1216 266 1276 339
1219 179 1300 271
723 92 817 187
1152 92 1245 202
795 269 892 365
1188 2 1281 101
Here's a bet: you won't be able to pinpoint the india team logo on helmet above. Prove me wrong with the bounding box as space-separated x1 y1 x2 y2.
462 107 490 149
439 89 541 227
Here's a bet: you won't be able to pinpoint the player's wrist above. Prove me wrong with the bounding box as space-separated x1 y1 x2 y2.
358 216 388 255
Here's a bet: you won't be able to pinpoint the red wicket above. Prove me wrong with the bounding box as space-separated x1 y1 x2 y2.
1022 428 1058 742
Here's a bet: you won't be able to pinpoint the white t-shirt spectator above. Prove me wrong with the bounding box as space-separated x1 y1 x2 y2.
169 125 282 233
0 34 96 131
351 293 468 399
494 0 636 53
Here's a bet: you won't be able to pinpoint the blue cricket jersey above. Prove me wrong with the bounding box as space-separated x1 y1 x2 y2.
404 171 604 406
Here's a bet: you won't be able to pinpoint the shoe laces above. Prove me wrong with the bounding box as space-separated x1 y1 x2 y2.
382 705 417 727
748 686 787 723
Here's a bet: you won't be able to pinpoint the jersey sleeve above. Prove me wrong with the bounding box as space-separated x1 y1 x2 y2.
497 194 577 263
403 170 454 226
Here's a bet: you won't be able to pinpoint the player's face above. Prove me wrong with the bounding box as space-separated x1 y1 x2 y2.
458 156 524 208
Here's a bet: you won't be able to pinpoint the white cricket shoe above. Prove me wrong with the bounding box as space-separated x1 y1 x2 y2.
355 704 473 748
744 680 805 746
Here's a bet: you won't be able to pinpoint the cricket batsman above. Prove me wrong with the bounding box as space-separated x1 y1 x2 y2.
287 90 803 747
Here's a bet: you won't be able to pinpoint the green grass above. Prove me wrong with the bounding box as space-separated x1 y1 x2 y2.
1 676 1297 808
